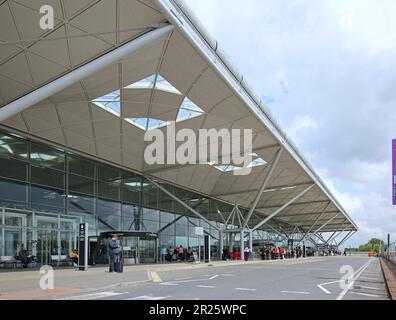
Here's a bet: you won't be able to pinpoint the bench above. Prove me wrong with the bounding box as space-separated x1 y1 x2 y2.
51 255 71 267
0 256 22 268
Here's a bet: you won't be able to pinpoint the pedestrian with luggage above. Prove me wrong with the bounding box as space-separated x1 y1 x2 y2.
108 234 122 273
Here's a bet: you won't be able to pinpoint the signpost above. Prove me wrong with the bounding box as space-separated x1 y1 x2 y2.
195 227 204 262
204 235 210 263
393 139 396 205
78 223 88 271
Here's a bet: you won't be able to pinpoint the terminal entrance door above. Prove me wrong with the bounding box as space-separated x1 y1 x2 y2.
121 236 156 264
139 238 156 263
37 228 57 265
97 231 157 265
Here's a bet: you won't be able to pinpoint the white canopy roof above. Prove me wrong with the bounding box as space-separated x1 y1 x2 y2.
0 0 357 234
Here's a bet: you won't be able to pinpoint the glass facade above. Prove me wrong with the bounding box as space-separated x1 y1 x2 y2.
0 129 234 263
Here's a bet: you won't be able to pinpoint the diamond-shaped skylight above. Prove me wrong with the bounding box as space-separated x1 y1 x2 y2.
208 153 268 173
92 74 204 131
92 90 121 116
125 74 182 95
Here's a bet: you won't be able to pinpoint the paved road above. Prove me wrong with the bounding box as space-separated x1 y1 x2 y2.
56 256 389 300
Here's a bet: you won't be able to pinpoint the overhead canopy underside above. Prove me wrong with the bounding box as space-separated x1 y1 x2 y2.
0 0 357 234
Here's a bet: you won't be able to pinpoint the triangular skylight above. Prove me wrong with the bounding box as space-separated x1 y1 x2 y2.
208 153 268 173
92 74 204 131
125 117 168 131
177 97 204 122
92 90 121 116
125 74 182 95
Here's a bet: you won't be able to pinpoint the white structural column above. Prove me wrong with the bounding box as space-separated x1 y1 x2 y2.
146 177 221 231
297 202 332 246
240 230 245 261
0 24 174 122
252 184 315 232
249 231 253 252
219 231 224 258
338 231 355 247
243 148 283 228
308 212 342 237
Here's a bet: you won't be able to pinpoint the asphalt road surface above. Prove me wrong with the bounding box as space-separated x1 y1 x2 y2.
56 256 389 300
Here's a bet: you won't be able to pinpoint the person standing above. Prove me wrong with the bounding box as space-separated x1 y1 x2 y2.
108 234 121 273
18 244 32 268
259 248 264 260
244 246 250 261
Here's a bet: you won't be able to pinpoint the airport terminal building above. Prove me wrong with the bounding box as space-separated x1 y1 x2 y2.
0 0 357 266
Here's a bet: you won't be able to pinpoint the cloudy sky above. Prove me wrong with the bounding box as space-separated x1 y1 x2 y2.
184 0 396 247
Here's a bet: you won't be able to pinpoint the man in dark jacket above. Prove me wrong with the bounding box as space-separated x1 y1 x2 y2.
108 234 121 273
18 244 31 268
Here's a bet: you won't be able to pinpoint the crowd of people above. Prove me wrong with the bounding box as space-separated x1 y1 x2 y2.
257 246 306 260
160 245 198 263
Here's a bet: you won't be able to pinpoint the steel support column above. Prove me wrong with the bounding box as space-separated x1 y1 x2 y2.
297 202 332 246
146 177 221 231
338 231 355 247
305 212 342 239
240 230 245 261
252 184 315 232
243 147 283 228
0 24 174 121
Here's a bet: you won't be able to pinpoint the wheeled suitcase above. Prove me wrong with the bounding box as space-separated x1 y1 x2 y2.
113 254 123 273
114 261 123 273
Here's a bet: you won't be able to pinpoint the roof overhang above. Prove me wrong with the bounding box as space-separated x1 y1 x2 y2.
0 0 358 235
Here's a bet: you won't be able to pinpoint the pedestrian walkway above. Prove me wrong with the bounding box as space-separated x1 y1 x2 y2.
380 257 396 300
0 257 325 300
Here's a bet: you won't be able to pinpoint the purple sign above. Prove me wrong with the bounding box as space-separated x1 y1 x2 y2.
393 139 396 205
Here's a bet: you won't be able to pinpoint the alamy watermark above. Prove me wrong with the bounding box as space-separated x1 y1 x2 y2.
39 5 54 30
39 265 54 290
144 122 254 176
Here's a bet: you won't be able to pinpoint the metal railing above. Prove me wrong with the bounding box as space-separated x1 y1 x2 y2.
380 242 396 266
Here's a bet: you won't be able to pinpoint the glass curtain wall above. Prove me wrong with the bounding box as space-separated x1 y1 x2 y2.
0 129 234 261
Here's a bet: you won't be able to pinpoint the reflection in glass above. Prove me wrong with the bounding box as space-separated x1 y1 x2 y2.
0 179 27 205
0 133 28 160
98 181 120 201
30 143 64 170
68 193 94 215
0 157 27 181
31 185 65 211
68 173 94 195
31 165 64 189
68 155 95 178
97 198 121 231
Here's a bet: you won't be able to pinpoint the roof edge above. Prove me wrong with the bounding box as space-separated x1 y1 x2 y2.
153 0 358 231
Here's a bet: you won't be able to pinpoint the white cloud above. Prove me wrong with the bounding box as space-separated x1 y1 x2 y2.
287 115 319 144
183 0 396 247
317 167 363 214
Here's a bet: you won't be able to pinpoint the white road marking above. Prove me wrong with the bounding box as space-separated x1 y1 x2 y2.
235 288 257 291
281 291 310 295
336 260 372 300
127 295 169 300
317 279 342 295
351 292 381 298
57 291 124 300
197 285 216 288
354 285 382 291
317 284 332 294
220 274 235 277
160 274 219 286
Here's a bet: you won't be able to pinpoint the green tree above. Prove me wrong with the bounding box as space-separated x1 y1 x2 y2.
358 238 384 253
